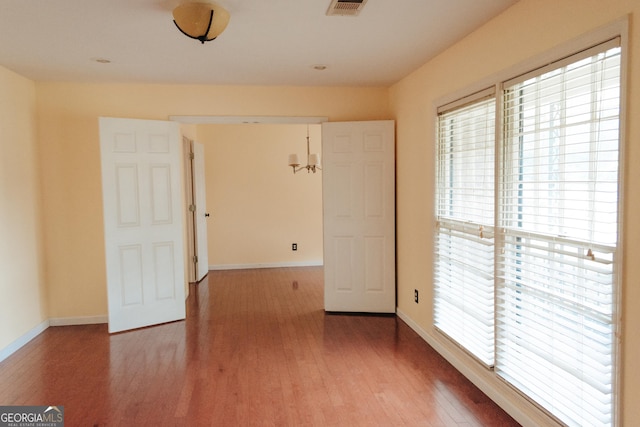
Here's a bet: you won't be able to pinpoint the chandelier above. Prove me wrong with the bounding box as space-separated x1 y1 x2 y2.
288 125 321 174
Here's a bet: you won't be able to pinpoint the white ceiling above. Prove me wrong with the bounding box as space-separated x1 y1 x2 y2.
0 0 519 87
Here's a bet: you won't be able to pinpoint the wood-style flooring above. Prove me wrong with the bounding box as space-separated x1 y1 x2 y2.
0 267 519 426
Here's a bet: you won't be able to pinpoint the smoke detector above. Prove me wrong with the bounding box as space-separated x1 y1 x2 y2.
326 0 368 16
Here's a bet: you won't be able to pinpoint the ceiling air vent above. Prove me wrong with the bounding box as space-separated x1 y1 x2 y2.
326 0 368 16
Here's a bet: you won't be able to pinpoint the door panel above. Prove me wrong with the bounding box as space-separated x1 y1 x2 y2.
100 117 186 333
322 120 395 313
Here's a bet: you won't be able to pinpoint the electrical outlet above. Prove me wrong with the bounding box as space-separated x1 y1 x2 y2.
292 243 297 251
414 289 419 303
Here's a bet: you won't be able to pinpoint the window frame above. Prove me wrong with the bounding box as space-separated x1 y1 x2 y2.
434 88 497 367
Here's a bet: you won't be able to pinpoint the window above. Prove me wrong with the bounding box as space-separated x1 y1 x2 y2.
434 39 622 426
497 40 621 427
434 89 496 366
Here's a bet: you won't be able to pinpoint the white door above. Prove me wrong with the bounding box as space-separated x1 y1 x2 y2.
183 137 197 283
192 141 209 281
99 117 186 333
322 120 395 313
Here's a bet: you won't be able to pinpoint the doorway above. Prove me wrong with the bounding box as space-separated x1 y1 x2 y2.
193 123 324 271
174 117 396 314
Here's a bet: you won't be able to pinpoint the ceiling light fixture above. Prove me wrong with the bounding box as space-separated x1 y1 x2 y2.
288 125 321 174
173 2 230 44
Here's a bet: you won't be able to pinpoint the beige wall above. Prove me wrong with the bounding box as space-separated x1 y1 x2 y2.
390 0 640 425
34 84 389 319
4 0 639 423
0 67 47 353
197 124 323 268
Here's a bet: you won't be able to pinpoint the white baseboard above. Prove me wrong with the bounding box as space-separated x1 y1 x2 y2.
396 308 558 427
0 320 49 363
1 316 108 363
209 261 324 270
49 315 108 326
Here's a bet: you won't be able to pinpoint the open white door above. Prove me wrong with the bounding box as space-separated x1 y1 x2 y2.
192 141 209 281
183 137 197 283
99 117 186 333
322 120 396 313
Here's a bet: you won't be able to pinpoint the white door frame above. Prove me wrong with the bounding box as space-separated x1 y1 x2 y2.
182 137 210 283
192 140 209 281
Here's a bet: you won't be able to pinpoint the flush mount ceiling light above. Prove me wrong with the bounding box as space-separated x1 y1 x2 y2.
173 2 230 44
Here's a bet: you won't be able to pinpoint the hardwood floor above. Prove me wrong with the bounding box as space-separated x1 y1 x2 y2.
0 267 519 426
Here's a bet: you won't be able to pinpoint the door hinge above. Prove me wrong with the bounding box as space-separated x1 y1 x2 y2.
189 152 195 160
193 255 198 263
189 204 196 212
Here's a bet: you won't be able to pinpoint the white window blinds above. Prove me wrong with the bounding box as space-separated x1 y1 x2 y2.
497 39 621 427
434 91 496 366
